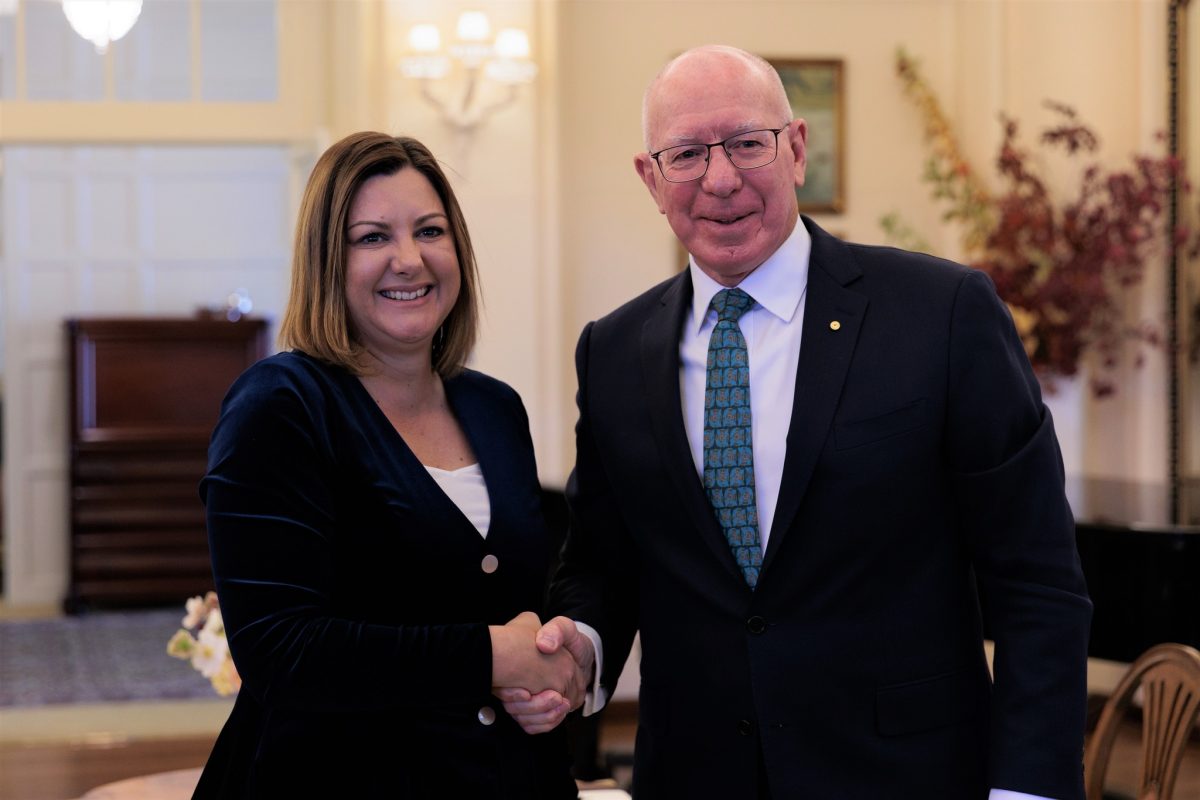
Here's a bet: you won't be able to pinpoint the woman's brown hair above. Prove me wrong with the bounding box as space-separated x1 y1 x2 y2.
278 132 479 377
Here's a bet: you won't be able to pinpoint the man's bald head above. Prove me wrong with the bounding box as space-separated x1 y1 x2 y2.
641 45 791 149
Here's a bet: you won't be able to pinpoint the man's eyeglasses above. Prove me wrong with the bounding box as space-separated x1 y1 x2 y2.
649 127 787 183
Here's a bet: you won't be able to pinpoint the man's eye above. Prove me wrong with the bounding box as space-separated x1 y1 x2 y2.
669 147 704 164
730 138 764 151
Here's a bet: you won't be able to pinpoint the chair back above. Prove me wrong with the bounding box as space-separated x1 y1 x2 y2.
1083 643 1200 800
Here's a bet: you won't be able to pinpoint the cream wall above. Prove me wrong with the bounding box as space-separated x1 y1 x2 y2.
381 0 568 488
0 0 1180 607
553 0 1172 484
0 0 336 608
0 1 331 141
320 0 567 487
0 0 571 607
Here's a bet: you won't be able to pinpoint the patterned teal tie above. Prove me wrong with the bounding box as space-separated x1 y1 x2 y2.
703 288 761 588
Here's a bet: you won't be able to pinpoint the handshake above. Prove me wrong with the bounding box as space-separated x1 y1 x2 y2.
489 612 596 735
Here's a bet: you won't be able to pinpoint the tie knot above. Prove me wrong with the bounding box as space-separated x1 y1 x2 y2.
711 288 754 323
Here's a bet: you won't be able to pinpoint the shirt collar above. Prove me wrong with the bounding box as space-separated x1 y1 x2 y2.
687 219 811 336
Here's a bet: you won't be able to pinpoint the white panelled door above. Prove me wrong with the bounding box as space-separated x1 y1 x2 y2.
1 144 298 608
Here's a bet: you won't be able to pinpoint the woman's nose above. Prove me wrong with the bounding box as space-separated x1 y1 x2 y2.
389 237 423 272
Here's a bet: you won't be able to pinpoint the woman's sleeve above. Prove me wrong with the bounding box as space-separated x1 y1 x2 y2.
202 362 493 712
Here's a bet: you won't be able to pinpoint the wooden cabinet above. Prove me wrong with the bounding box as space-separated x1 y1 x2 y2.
66 316 269 611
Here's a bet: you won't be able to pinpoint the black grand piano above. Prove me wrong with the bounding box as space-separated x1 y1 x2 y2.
1068 477 1200 663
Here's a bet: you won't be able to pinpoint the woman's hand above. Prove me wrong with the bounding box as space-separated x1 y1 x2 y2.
489 612 582 699
491 614 596 734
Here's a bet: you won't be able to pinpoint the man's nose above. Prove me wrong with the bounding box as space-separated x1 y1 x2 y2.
701 145 741 196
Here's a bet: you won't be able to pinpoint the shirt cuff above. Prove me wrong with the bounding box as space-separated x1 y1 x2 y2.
574 620 607 716
990 790 1056 800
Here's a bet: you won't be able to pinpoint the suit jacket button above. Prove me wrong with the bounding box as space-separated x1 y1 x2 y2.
477 706 496 726
481 554 499 574
737 719 754 736
746 615 766 634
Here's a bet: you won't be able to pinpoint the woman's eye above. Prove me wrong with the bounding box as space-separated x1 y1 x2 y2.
356 232 386 245
417 225 445 239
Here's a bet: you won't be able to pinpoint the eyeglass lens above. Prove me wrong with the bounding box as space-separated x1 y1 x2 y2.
656 129 780 182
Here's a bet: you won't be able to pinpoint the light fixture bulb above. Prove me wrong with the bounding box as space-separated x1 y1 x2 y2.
493 28 530 60
61 0 143 55
408 23 440 54
397 14 535 136
455 11 490 42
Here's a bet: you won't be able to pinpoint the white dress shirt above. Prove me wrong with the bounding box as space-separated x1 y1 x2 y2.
580 220 1052 800
680 224 809 548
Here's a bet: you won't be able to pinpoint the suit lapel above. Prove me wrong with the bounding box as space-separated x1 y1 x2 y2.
439 375 508 543
762 220 868 574
640 273 745 584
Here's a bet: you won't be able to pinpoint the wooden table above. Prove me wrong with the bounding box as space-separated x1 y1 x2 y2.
78 767 200 799
77 768 631 799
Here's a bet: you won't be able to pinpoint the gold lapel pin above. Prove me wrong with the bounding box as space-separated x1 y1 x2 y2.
829 320 842 331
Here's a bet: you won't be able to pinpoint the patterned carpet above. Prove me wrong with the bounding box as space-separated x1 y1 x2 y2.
0 609 222 708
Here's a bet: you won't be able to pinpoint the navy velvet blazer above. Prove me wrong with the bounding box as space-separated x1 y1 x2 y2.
551 217 1092 800
194 352 575 799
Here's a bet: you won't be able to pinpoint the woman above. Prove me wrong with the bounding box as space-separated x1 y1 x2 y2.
194 132 580 798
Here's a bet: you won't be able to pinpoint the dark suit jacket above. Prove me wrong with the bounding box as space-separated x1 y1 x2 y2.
551 218 1092 800
194 352 575 799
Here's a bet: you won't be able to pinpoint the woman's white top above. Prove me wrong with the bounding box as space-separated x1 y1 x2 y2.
425 462 491 538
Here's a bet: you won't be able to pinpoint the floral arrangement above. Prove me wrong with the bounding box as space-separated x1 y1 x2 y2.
167 591 241 696
886 48 1189 397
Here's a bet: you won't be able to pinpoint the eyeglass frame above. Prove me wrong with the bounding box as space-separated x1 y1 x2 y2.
648 126 790 183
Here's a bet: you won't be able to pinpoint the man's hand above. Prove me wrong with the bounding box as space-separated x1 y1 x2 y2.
488 613 586 708
494 616 596 734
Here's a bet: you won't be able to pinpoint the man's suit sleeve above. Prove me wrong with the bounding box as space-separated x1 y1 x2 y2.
946 270 1092 800
549 321 641 693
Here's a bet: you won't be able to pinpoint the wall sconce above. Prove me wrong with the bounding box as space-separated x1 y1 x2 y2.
61 0 143 55
399 11 537 134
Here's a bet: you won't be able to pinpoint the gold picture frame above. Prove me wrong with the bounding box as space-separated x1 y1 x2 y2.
767 58 846 214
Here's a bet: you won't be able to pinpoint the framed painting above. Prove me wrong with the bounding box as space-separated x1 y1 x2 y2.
767 58 845 214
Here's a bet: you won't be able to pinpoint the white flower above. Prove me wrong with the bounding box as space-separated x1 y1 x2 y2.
211 657 243 697
201 607 225 638
192 628 230 679
182 595 208 629
170 593 241 695
166 629 198 659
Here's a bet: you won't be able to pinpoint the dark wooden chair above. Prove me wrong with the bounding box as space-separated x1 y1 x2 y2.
1084 643 1200 800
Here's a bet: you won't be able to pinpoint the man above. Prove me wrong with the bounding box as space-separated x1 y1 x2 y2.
502 45 1091 799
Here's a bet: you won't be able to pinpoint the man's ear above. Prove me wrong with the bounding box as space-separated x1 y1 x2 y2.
634 153 667 214
788 118 809 188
